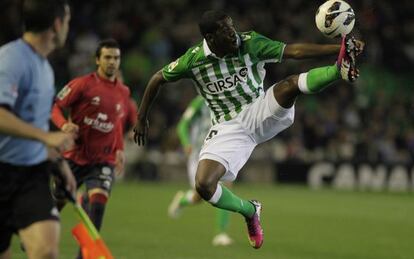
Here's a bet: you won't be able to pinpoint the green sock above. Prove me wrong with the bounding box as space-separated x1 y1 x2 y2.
216 209 230 233
211 185 255 218
300 65 341 93
179 190 194 207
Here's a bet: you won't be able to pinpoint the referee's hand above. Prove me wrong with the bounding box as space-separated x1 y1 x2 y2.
58 160 77 199
43 131 74 152
133 119 149 146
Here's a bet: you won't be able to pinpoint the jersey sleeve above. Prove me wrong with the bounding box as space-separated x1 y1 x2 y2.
0 51 25 108
176 96 204 147
161 51 193 82
55 77 85 108
245 31 286 63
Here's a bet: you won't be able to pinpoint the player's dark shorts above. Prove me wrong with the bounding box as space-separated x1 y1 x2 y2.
68 160 115 193
0 161 59 252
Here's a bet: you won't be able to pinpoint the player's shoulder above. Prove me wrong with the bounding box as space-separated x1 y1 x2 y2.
118 82 131 97
0 40 29 70
240 31 268 42
178 41 206 69
67 73 94 87
0 39 24 57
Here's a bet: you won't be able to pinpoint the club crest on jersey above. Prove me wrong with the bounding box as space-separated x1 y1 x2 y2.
57 85 71 100
91 96 100 105
167 59 179 72
205 67 248 94
241 34 252 41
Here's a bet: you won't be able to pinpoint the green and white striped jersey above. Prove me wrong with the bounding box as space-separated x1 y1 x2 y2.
162 31 285 124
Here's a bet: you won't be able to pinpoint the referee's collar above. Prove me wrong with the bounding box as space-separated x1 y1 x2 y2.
203 34 241 58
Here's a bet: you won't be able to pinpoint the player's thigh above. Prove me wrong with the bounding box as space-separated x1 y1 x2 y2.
18 220 60 257
0 249 11 259
84 164 115 195
199 121 256 182
14 165 59 228
0 227 12 257
237 86 295 143
196 159 227 187
0 166 14 255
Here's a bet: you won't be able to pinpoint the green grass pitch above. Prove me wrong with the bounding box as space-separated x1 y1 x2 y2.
11 182 414 259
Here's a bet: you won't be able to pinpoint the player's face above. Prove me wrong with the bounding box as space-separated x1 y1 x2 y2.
96 48 121 78
212 17 238 55
55 5 71 48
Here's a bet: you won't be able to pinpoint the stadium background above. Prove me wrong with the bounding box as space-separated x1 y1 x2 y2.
2 0 414 258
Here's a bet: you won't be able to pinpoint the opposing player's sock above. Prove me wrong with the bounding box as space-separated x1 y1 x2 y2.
298 65 340 94
209 184 255 218
88 193 108 231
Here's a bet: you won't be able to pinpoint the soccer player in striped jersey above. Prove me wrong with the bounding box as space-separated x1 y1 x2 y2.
134 10 364 249
168 96 234 246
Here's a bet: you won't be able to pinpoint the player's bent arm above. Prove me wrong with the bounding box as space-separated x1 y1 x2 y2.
138 70 167 121
283 43 340 59
51 104 79 135
51 103 68 129
0 106 49 143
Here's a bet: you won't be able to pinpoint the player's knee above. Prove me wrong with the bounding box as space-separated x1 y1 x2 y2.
276 75 299 94
89 192 108 205
29 244 58 259
195 177 216 201
274 75 300 108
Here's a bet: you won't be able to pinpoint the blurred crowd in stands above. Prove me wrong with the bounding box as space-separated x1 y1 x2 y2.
2 0 414 164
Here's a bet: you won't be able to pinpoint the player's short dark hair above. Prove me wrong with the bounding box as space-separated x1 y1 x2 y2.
95 39 120 58
23 0 69 32
198 10 230 37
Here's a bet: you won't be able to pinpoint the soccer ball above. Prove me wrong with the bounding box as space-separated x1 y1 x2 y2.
315 0 355 38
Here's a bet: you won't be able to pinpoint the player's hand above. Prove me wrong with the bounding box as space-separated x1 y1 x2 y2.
42 132 75 152
126 129 135 142
133 119 149 146
114 150 125 177
62 122 79 138
53 159 77 199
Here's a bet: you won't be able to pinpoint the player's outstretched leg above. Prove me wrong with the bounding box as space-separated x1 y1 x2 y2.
195 159 263 249
274 37 360 108
168 189 202 218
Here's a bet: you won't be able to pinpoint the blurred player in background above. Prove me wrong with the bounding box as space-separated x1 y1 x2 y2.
134 10 363 249
0 0 75 258
51 39 133 257
168 96 233 246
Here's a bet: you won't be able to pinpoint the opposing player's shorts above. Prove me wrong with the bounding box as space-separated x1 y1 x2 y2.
68 160 115 193
199 85 295 182
0 161 59 252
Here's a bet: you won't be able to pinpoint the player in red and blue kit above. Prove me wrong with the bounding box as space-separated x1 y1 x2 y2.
51 39 133 255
